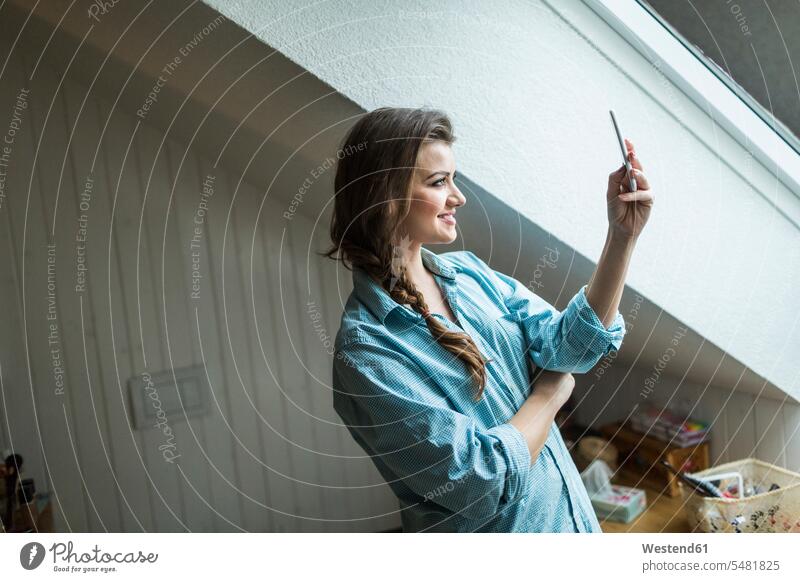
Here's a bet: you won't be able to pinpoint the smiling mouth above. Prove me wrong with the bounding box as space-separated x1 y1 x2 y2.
438 212 456 225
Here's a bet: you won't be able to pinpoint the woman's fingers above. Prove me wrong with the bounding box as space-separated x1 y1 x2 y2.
608 164 627 188
609 163 649 195
625 138 644 172
618 188 654 203
627 167 649 191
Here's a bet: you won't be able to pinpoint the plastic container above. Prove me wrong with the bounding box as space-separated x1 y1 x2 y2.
581 459 647 523
592 485 648 523
681 458 800 532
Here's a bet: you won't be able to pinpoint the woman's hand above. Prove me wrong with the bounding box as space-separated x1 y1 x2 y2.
606 138 654 240
510 369 576 460
531 369 575 410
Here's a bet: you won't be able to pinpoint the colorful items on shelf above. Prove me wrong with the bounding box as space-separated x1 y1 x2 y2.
630 404 710 448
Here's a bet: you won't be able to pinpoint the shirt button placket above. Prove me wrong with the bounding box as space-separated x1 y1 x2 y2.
544 439 585 533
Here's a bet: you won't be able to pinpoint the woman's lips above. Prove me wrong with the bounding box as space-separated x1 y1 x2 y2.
438 213 456 225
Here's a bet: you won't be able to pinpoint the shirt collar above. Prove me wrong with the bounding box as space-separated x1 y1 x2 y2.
352 246 460 324
421 246 459 280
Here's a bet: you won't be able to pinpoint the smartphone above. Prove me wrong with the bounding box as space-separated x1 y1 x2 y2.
609 109 637 192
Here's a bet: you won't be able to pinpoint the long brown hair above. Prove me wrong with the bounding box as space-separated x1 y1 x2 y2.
323 107 491 401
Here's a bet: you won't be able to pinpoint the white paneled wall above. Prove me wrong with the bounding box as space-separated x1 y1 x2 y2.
0 56 400 532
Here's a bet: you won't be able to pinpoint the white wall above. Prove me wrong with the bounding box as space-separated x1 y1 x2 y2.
201 0 800 401
0 54 401 532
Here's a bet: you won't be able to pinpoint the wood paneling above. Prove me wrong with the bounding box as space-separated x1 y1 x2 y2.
0 57 398 532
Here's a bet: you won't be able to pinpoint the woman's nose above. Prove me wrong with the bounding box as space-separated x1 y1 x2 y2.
451 184 466 207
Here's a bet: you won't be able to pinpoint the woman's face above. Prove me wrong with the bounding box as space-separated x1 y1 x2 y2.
401 140 466 245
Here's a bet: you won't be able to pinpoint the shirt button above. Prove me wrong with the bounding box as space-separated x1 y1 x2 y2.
493 442 502 451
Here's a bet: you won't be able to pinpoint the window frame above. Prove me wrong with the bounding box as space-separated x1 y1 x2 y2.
582 0 800 199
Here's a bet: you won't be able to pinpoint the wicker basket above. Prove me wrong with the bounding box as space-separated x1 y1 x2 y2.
681 458 800 532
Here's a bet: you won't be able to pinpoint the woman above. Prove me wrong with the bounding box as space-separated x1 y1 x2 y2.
325 107 652 532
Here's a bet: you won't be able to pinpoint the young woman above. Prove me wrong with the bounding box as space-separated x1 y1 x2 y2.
325 107 653 532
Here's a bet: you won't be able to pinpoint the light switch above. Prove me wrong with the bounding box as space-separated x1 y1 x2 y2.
127 364 209 429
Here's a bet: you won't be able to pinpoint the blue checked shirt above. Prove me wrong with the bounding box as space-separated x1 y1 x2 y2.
332 247 626 532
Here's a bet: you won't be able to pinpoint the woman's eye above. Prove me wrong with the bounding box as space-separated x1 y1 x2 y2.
433 178 447 187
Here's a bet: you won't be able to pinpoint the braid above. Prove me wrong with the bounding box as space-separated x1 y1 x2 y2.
387 268 492 401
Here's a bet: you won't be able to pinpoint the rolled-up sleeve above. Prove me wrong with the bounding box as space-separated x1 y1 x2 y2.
485 262 626 374
333 339 532 522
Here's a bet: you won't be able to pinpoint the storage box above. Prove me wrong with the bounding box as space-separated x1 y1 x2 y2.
681 458 800 532
591 484 647 523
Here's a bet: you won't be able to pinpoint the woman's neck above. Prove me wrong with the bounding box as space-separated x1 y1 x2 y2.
400 242 430 288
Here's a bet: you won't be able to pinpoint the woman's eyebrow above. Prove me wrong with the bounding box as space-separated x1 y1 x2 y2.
424 170 457 180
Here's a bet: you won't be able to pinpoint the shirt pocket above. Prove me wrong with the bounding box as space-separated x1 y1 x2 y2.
488 313 526 360
412 340 487 415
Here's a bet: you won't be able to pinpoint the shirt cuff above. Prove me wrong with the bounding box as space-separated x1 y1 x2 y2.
563 285 626 356
485 422 531 505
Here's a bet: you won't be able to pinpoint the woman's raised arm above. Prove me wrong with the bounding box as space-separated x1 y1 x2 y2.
586 138 653 326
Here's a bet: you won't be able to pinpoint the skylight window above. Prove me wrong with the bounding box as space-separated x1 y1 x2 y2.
641 0 800 155
583 0 800 202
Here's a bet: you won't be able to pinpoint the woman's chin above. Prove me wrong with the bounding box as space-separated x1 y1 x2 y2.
437 229 458 244
423 225 458 244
